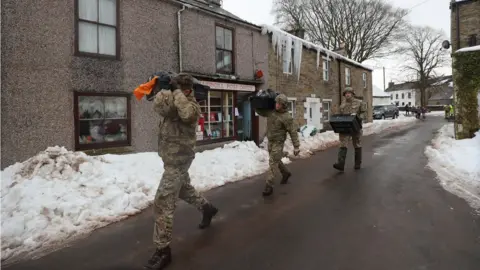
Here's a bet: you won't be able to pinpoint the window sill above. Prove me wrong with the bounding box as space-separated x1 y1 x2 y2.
74 51 120 61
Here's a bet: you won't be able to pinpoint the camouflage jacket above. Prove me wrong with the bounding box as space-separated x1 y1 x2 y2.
154 89 200 164
261 108 300 148
339 98 367 122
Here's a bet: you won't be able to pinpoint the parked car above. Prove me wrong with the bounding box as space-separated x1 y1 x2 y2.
373 105 399 120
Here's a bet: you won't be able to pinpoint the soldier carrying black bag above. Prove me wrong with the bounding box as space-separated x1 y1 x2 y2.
332 87 367 172
251 90 301 197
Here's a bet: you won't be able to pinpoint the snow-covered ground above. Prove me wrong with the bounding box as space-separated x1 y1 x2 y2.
428 111 447 116
425 124 480 211
1 115 417 262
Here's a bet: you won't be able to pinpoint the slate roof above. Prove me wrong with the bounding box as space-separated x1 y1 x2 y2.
385 75 453 92
429 85 454 100
175 0 260 28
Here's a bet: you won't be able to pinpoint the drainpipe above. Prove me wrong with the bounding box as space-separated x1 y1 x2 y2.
456 4 460 50
177 5 186 73
337 60 342 107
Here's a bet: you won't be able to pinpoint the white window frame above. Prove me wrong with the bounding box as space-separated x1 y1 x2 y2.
322 57 330 81
77 0 118 57
345 67 351 86
287 97 296 117
322 99 332 121
282 44 294 74
362 72 367 88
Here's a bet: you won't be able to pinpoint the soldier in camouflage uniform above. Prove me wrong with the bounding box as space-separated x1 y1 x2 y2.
333 87 367 171
257 94 301 197
145 74 218 270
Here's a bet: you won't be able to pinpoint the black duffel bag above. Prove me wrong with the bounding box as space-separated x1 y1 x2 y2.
145 71 210 102
329 114 363 134
249 89 279 117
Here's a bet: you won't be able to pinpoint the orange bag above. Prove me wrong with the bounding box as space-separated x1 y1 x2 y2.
133 76 158 101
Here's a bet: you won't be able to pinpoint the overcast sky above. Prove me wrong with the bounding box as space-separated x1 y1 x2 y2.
222 0 453 92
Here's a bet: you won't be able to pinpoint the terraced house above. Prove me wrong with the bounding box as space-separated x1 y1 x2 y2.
262 26 373 132
1 0 270 168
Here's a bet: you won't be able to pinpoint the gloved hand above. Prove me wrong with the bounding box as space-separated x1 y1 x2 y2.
351 113 357 116
294 148 300 156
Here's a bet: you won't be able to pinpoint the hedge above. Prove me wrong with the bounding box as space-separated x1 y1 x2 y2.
453 49 480 139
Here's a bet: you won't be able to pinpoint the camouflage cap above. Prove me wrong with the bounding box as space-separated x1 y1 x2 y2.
343 87 355 96
275 94 289 107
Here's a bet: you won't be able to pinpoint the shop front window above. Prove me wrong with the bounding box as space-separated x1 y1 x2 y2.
197 91 235 141
75 92 130 150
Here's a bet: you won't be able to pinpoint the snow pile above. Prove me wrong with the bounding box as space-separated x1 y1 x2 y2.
425 124 480 210
0 142 273 261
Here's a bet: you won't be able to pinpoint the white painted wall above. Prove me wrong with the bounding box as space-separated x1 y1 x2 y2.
388 89 417 106
373 96 391 106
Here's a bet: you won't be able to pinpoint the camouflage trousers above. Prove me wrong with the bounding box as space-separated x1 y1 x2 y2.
153 158 207 249
339 130 363 148
266 141 290 187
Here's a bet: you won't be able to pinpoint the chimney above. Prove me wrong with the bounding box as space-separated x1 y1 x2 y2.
207 0 222 7
388 82 394 88
333 42 346 57
287 28 305 39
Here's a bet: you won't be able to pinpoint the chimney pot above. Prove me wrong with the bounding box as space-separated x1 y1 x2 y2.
207 0 222 6
388 82 394 88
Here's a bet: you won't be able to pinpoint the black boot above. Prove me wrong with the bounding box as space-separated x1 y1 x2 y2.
333 147 347 172
354 147 362 170
145 246 172 270
280 172 292 185
198 203 218 229
262 184 274 197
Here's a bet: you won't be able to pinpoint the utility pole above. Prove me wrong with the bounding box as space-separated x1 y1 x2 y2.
383 67 386 91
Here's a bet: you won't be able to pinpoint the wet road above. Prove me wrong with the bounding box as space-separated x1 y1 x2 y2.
5 116 480 270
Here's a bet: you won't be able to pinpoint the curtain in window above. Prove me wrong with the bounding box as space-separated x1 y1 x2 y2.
99 0 116 25
99 26 116 55
79 22 98 53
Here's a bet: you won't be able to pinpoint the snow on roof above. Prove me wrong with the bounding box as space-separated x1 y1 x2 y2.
456 45 480 53
373 85 390 97
260 24 373 81
432 79 451 86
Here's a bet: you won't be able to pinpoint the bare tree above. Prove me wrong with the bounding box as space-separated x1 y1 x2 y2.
272 0 408 62
271 0 305 31
402 26 449 107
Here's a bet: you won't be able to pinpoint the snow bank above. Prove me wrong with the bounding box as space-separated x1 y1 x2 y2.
0 142 273 261
425 124 480 210
1 116 417 261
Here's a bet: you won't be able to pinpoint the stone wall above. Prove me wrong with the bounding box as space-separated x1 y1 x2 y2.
451 0 480 51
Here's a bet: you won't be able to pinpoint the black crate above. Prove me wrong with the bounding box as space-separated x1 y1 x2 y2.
251 96 276 110
329 114 362 134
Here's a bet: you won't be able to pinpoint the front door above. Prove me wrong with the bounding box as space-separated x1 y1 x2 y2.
306 101 322 129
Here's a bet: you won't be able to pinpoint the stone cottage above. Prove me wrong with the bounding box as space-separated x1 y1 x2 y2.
262 26 373 131
1 0 269 168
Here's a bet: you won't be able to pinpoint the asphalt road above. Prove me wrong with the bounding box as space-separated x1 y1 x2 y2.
5 116 480 270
